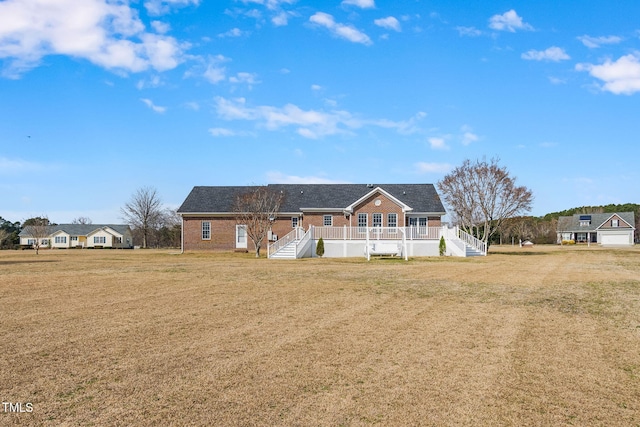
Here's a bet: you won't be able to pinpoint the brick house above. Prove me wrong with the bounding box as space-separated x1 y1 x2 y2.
177 184 485 258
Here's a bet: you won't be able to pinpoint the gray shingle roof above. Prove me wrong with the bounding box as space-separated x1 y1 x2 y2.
177 184 446 214
19 224 131 237
557 212 635 232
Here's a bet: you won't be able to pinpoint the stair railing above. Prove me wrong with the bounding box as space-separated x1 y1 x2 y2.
268 227 304 258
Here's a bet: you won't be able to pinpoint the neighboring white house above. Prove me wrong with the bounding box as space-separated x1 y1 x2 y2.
20 224 134 249
556 212 635 246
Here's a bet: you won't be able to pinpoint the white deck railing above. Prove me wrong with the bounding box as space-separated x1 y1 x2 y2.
456 227 487 255
268 227 305 258
313 226 441 241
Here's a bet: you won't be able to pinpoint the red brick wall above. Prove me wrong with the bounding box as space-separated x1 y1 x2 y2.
183 217 236 251
350 192 406 226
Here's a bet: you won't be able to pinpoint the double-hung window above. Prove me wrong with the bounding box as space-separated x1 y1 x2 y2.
388 213 397 232
372 213 382 227
54 236 67 244
612 219 619 227
94 236 106 244
323 215 333 226
202 221 211 240
358 213 368 232
291 217 299 228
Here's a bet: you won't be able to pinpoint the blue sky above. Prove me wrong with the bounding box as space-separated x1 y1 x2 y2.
1 0 639 224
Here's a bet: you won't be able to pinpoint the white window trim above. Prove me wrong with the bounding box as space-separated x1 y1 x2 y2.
323 215 333 226
372 213 382 227
358 213 368 230
202 221 211 240
388 213 397 229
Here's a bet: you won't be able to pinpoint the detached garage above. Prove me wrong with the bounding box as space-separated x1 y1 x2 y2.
557 212 635 246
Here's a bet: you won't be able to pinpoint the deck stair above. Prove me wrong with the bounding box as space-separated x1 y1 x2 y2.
269 241 298 259
464 244 485 257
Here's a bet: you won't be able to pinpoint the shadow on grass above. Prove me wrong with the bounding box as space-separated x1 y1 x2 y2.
0 259 60 265
489 251 554 256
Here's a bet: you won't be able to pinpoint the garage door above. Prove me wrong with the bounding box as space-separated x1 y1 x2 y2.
600 233 630 246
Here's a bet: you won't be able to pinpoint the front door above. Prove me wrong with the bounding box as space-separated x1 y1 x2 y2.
236 225 247 249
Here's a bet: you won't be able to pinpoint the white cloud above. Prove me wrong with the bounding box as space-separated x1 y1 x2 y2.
456 26 482 37
238 0 296 11
209 127 237 137
577 35 622 49
488 10 533 32
309 12 372 45
461 131 479 146
151 21 171 34
576 53 640 95
548 76 567 85
368 111 426 135
216 97 361 139
341 0 375 8
218 28 247 38
374 17 401 32
204 65 226 84
0 157 46 174
428 137 449 150
272 11 292 26
191 55 230 84
213 97 425 139
235 0 296 26
266 171 348 184
311 84 323 91
415 162 452 174
229 72 260 86
539 141 557 148
136 75 164 89
144 0 200 16
140 98 167 113
0 0 187 78
521 46 570 62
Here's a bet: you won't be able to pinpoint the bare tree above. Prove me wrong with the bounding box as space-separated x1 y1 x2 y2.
557 216 573 244
437 158 533 250
121 187 163 248
233 186 284 257
22 216 52 255
72 216 92 225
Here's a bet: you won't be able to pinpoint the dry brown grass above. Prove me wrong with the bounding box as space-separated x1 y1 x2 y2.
1 245 640 426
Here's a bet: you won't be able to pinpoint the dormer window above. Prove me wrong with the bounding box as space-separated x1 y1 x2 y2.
579 215 591 227
612 219 619 227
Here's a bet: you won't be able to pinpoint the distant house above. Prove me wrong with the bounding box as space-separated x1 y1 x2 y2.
556 212 635 246
19 224 134 249
177 183 487 258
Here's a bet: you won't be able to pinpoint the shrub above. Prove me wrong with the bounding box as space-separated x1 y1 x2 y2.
439 236 446 256
316 237 325 257
561 240 576 245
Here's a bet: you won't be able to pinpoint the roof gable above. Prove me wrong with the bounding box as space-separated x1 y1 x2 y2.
595 213 635 230
344 187 412 213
